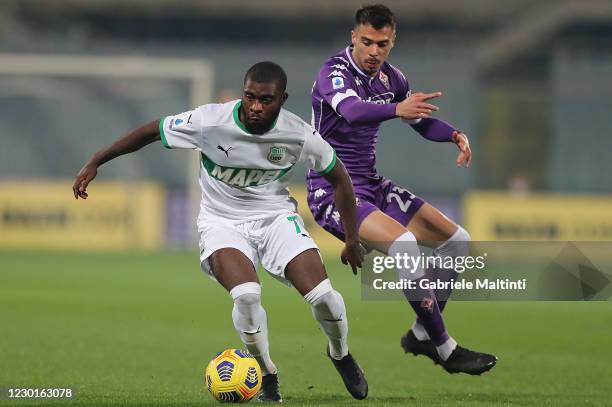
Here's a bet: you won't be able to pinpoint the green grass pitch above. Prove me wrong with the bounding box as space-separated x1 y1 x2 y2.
1 251 611 406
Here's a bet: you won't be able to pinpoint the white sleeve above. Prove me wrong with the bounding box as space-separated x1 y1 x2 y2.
299 125 337 174
159 107 204 150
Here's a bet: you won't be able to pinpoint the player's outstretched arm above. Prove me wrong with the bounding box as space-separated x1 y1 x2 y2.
335 91 440 126
72 120 161 199
396 90 471 168
322 158 364 274
408 117 472 168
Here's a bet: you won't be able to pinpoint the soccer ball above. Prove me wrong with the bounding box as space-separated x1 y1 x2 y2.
205 349 261 403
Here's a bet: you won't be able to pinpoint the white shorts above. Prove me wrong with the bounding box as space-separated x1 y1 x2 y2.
198 212 319 285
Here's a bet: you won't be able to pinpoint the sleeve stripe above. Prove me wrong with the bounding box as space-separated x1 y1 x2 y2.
403 118 422 125
159 117 171 149
330 89 359 112
319 150 337 175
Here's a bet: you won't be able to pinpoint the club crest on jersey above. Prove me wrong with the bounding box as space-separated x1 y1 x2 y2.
332 77 344 90
268 146 286 163
169 117 188 130
379 71 390 89
420 297 435 313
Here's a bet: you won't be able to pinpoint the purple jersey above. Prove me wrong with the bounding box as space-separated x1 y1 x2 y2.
306 46 426 242
307 46 409 188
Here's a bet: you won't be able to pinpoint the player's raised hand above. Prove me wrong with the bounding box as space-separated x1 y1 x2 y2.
395 91 442 120
452 131 472 167
341 240 364 275
72 163 98 200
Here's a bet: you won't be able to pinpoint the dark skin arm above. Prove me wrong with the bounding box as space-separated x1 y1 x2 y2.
72 120 161 199
322 158 364 275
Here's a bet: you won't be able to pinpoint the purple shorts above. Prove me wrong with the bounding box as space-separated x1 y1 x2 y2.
307 177 425 242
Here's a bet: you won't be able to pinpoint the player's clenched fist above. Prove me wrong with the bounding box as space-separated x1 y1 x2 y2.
395 91 442 120
72 163 98 199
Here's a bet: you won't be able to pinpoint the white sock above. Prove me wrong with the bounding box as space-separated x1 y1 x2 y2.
436 337 458 361
304 279 349 360
431 226 471 284
387 231 426 280
411 321 430 341
230 282 277 375
433 226 471 258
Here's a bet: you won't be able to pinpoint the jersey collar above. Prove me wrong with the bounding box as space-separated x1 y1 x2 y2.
232 100 279 135
345 46 376 85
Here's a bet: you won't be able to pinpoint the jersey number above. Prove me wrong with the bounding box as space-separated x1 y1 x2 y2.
287 215 302 234
386 187 415 213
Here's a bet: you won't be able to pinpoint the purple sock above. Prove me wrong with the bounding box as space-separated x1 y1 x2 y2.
430 227 470 312
404 276 449 346
433 266 459 312
415 267 458 331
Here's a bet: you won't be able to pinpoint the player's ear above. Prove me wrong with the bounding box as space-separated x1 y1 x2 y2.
351 29 357 46
281 92 288 105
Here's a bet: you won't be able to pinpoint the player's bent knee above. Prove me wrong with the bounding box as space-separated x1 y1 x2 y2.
233 292 260 308
230 282 262 304
230 282 264 334
304 280 346 322
389 231 418 251
453 226 471 242
388 231 427 281
434 226 471 257
303 278 333 305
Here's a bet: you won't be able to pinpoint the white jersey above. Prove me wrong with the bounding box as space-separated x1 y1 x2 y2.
160 100 336 225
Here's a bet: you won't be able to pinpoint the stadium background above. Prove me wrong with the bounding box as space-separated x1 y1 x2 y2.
1 1 611 406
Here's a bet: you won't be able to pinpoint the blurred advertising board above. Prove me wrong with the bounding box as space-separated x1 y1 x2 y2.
464 192 612 241
0 181 164 250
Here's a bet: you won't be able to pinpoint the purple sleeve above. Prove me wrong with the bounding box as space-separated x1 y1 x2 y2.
316 61 359 111
336 98 397 125
410 118 456 142
389 65 410 103
316 59 396 125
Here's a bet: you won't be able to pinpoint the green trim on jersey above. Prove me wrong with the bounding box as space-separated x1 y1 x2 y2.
232 101 250 134
319 150 337 175
232 101 278 135
201 153 291 188
159 117 171 149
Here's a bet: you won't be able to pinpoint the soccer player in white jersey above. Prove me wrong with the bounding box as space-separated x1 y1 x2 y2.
73 62 368 402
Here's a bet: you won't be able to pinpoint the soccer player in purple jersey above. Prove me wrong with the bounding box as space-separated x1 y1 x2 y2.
307 4 497 375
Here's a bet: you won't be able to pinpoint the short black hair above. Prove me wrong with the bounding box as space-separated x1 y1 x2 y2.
355 4 396 30
244 61 287 93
